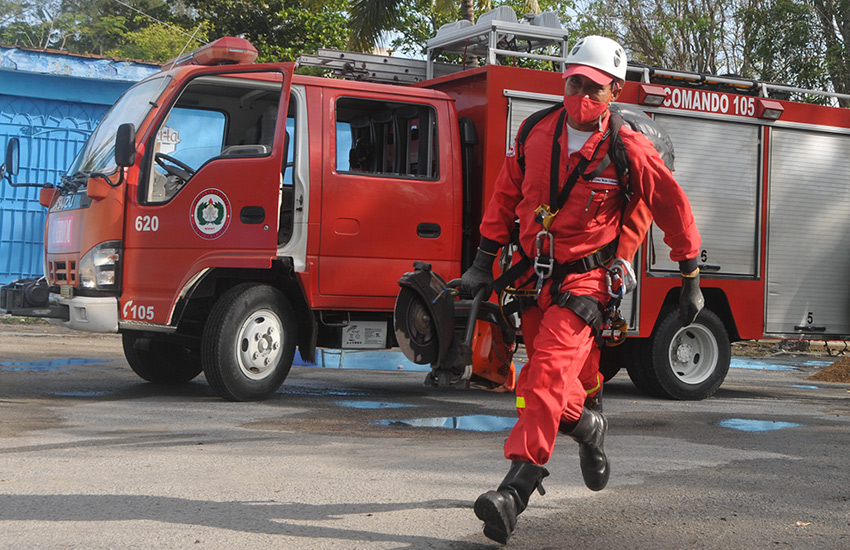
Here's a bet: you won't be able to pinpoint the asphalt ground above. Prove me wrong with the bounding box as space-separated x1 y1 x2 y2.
0 322 848 549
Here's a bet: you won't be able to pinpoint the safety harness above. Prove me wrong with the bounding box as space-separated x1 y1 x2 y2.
493 104 632 342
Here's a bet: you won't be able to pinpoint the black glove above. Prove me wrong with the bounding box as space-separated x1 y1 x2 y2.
461 241 499 296
679 270 704 326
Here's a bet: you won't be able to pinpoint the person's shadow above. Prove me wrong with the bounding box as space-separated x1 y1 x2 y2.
0 493 496 548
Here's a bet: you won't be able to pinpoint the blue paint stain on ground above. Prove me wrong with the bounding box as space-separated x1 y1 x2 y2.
53 391 106 397
718 418 802 432
790 384 820 390
336 400 415 410
377 414 517 432
730 358 797 371
0 358 107 371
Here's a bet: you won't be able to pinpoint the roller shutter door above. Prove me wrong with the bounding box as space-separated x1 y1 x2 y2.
649 115 760 277
506 97 560 152
766 128 850 337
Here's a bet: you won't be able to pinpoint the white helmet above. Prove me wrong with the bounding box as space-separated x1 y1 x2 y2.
564 35 627 84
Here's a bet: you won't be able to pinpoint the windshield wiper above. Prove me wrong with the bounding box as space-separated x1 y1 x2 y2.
59 171 88 192
60 169 123 192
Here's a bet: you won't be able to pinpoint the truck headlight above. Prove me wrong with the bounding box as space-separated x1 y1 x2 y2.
79 240 122 291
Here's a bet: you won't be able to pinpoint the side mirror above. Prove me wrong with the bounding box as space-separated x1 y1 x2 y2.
2 138 20 179
115 124 136 167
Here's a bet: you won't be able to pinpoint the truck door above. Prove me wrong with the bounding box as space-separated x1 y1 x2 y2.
122 65 293 326
766 128 850 337
318 94 458 301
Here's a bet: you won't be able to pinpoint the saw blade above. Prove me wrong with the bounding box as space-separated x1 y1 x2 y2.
394 286 439 364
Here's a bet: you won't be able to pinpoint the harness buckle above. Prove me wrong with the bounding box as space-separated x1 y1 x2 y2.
534 204 558 231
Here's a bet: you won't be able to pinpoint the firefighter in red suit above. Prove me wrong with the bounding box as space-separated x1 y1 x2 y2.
463 35 704 544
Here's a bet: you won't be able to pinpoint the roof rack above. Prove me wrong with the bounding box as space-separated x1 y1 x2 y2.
296 49 458 84
424 8 569 79
629 65 850 103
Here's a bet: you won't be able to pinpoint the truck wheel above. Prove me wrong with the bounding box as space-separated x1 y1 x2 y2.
625 338 664 397
598 343 628 381
635 307 731 400
122 332 203 384
201 283 296 401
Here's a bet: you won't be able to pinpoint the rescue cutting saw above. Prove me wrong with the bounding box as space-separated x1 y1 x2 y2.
394 261 517 391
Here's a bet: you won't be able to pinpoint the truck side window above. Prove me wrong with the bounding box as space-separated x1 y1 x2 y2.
335 97 438 179
143 73 281 205
146 107 226 203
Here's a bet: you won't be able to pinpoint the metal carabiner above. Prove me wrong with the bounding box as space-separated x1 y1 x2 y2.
534 231 555 279
605 267 625 299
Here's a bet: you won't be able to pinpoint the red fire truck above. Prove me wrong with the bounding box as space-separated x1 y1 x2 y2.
2 17 849 402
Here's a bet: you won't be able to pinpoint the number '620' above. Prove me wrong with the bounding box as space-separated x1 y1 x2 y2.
135 215 159 232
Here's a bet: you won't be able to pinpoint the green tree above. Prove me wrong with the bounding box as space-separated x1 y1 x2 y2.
576 0 849 104
811 0 850 103
739 0 827 90
572 0 743 75
0 0 76 49
185 0 350 62
347 0 567 53
107 21 207 63
59 0 197 55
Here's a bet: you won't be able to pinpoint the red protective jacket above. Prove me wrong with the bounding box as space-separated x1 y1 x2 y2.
480 108 701 270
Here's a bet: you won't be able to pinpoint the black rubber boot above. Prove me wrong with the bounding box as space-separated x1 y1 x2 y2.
474 460 549 544
560 407 610 491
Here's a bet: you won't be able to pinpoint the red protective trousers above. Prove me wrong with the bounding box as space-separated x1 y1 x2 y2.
503 273 606 466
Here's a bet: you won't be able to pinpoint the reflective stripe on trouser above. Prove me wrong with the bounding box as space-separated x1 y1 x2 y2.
505 303 600 465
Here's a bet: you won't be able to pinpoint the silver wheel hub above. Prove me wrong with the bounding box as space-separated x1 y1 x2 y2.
667 323 719 385
237 309 283 380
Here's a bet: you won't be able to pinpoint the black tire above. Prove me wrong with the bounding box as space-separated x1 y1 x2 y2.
122 332 203 384
201 283 296 401
632 307 731 400
599 339 644 382
626 338 665 397
598 345 624 381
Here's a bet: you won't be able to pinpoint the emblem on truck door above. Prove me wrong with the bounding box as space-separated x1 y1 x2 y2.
190 188 231 239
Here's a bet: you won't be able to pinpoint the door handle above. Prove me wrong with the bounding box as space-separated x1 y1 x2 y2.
417 222 441 239
240 206 265 224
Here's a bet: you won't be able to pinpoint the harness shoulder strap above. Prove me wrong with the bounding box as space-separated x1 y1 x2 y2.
517 103 564 174
606 113 633 202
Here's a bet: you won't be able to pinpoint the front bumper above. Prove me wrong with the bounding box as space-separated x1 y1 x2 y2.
1 279 118 333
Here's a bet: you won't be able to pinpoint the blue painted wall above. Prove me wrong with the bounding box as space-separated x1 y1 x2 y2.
0 48 158 284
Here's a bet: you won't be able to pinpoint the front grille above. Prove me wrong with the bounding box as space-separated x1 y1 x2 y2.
48 259 77 285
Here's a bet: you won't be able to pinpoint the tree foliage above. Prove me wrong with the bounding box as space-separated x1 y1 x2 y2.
186 0 350 62
0 0 848 104
107 21 208 63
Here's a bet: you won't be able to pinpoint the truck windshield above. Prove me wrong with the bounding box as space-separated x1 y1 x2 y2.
66 75 171 178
